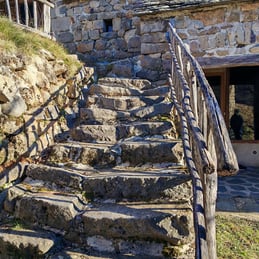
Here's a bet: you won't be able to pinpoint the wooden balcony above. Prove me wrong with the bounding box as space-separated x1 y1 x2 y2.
0 0 54 38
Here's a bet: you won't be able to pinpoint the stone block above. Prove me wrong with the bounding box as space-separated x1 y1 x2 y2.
77 42 94 53
173 16 190 29
95 39 107 50
140 54 161 70
113 17 121 31
124 29 136 43
141 32 166 43
128 36 141 52
141 20 167 34
52 17 71 32
57 32 74 43
0 228 55 257
215 32 227 48
92 19 104 30
141 43 168 55
89 30 100 40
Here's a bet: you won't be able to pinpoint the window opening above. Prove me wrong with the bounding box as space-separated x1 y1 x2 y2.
104 19 113 32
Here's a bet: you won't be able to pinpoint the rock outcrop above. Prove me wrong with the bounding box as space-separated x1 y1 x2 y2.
0 50 93 185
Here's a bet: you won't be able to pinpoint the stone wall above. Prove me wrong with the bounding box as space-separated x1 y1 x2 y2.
52 0 169 82
52 0 259 81
0 51 93 186
174 2 259 58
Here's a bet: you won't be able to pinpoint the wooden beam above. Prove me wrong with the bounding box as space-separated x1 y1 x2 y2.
197 54 259 69
37 0 54 8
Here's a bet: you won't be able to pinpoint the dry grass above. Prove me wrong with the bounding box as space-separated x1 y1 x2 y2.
0 16 81 76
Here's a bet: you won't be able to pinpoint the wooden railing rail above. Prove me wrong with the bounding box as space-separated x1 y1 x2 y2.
3 0 53 36
167 23 239 259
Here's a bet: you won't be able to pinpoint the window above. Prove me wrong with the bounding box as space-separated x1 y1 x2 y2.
103 19 113 32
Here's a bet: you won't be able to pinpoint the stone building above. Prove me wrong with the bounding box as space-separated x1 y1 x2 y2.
52 0 259 166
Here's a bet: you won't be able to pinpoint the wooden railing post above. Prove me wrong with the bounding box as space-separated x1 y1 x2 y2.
15 0 20 24
5 0 12 21
33 1 38 29
43 4 51 34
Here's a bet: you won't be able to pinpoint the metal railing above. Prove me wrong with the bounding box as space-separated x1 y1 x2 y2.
167 22 239 259
1 0 54 37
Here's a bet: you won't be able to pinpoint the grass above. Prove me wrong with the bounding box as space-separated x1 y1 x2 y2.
0 16 81 76
216 214 259 259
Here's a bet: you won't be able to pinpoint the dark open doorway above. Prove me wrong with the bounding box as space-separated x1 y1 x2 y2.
206 66 259 141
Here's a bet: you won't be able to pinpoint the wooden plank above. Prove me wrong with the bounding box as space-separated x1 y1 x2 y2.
15 0 20 24
5 0 11 20
33 1 38 29
37 0 54 8
43 4 51 34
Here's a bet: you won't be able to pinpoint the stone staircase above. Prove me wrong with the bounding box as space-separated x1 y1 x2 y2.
0 77 194 258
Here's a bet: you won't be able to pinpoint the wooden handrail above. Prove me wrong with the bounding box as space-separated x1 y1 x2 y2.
167 22 239 259
168 23 238 175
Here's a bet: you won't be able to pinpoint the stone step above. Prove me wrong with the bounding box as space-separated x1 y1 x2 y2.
80 107 131 124
44 138 183 167
3 183 193 257
86 95 166 111
49 250 167 259
44 142 117 168
80 102 173 124
25 163 192 202
120 138 183 166
88 84 170 98
0 226 56 258
97 77 153 90
70 121 174 143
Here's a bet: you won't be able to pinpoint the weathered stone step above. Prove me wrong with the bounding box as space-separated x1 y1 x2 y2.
25 163 192 202
97 77 153 90
0 226 56 258
70 121 174 143
67 203 193 254
49 249 165 259
44 142 117 168
86 95 166 111
44 138 183 167
3 184 193 257
80 102 173 124
80 107 131 124
88 84 170 97
120 138 183 166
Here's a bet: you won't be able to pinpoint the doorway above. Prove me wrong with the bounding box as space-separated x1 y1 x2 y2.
205 66 259 142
